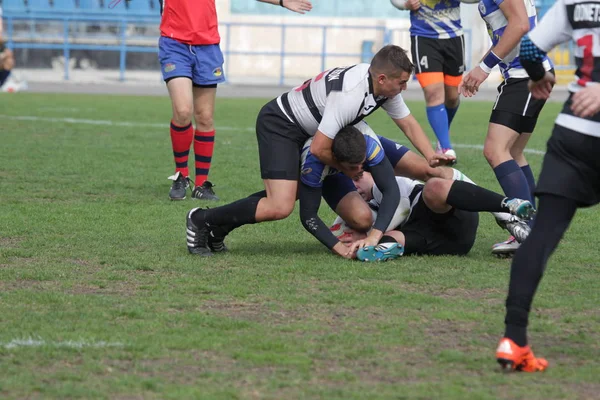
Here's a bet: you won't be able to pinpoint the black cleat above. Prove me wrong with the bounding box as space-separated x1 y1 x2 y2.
208 224 229 253
191 181 219 201
169 172 191 201
186 208 212 256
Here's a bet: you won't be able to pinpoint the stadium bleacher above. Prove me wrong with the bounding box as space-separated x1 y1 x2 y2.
2 0 157 16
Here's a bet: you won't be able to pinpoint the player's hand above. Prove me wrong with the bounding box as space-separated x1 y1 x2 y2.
405 0 421 11
570 84 600 118
282 0 313 13
332 242 357 259
427 153 456 167
459 67 489 97
528 72 555 100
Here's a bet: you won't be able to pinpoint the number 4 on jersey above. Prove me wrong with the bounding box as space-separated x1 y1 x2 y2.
420 55 429 70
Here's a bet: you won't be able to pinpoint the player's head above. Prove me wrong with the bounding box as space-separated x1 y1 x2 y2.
353 172 375 201
370 45 413 98
332 126 366 179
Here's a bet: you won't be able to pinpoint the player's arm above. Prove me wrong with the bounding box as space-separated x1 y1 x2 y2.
390 0 420 11
488 0 531 61
367 156 400 243
392 114 454 167
310 131 343 171
460 0 530 97
257 0 312 13
311 91 364 170
520 0 571 81
521 0 571 98
298 181 356 259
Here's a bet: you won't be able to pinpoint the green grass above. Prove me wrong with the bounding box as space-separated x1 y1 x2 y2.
0 93 598 399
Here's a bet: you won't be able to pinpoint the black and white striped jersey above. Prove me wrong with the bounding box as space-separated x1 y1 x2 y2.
529 0 600 137
276 63 411 139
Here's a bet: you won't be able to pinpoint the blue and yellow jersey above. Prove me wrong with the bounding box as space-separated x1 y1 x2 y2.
479 0 552 78
410 0 463 39
300 125 385 188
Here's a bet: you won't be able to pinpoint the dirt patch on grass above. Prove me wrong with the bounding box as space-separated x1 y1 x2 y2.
0 236 24 248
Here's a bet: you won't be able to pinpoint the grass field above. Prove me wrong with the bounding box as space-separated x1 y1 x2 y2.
0 92 599 399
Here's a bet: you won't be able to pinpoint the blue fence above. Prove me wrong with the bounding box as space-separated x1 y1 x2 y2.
1 0 563 85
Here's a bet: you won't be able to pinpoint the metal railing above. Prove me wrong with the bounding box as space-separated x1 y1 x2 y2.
2 13 575 84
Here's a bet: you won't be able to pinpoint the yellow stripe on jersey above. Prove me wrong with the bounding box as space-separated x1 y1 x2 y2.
368 145 381 161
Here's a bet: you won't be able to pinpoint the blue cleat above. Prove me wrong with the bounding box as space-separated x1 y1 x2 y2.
503 198 536 220
357 242 404 262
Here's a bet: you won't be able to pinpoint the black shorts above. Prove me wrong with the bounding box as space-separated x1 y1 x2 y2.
256 97 309 180
536 122 600 207
410 35 465 76
399 189 479 256
490 76 550 134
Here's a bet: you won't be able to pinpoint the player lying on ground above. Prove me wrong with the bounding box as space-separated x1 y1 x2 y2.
495 0 600 373
330 171 534 261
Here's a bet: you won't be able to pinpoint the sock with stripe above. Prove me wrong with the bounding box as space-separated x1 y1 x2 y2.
493 160 532 204
194 129 215 187
426 104 451 149
170 121 194 177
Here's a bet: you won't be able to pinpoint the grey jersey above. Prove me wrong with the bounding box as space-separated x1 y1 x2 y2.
529 0 600 137
276 64 411 139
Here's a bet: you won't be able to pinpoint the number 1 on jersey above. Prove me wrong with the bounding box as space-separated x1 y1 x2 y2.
577 34 594 86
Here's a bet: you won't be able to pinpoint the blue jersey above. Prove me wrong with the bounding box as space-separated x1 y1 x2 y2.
478 0 552 79
300 122 385 188
410 0 463 39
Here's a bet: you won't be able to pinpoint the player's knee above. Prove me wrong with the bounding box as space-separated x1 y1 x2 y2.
345 206 373 231
445 95 460 109
194 110 214 132
266 202 295 221
172 104 193 125
482 143 499 166
423 178 450 206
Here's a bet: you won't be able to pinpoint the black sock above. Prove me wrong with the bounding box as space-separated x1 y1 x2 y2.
192 194 263 228
211 190 268 235
504 307 529 347
446 180 508 213
379 235 397 244
503 194 577 347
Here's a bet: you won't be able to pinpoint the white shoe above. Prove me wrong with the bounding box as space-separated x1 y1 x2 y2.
436 142 457 165
492 236 520 258
0 77 28 92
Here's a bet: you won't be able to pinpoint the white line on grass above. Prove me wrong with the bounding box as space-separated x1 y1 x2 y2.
2 338 124 349
1 114 547 155
0 114 254 131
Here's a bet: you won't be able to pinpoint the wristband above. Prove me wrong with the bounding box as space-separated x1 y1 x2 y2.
279 0 284 6
479 51 501 74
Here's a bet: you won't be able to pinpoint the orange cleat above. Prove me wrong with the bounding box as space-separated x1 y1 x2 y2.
496 338 549 372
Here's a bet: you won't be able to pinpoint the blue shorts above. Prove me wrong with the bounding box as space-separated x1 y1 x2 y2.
377 135 410 167
322 136 411 211
158 36 226 86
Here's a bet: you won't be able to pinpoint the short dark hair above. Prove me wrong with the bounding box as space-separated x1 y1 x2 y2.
370 44 414 77
332 126 366 164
